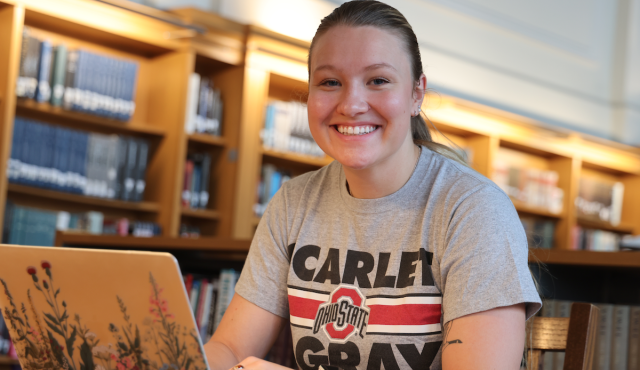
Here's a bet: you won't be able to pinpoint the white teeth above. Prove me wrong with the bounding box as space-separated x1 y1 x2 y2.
336 125 376 135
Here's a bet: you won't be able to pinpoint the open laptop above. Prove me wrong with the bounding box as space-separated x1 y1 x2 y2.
0 244 211 370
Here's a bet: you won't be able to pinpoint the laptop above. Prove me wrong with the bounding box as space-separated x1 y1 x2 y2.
0 244 211 370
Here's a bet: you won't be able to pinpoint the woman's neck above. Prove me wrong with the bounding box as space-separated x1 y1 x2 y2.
344 141 421 199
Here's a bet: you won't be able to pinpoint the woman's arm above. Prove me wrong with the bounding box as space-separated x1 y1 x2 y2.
441 303 526 370
205 293 288 370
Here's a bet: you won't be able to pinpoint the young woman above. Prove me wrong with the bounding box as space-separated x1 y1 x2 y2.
205 1 541 369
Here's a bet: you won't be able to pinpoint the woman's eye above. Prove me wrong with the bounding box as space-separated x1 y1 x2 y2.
371 78 389 86
320 79 340 87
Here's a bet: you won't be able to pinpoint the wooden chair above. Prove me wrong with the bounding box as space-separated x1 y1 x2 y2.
526 302 599 370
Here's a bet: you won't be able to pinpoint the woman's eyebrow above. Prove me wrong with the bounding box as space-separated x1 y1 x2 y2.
364 63 396 72
313 63 397 73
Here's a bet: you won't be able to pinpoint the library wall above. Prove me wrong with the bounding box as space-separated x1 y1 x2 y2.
158 0 640 146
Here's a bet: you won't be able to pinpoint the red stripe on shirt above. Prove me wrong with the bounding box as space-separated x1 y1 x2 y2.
368 304 442 326
288 295 324 319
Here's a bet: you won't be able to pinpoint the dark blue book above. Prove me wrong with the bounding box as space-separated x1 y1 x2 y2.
35 40 53 102
8 117 24 183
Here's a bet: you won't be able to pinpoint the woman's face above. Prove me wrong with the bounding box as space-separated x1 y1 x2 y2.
308 25 423 170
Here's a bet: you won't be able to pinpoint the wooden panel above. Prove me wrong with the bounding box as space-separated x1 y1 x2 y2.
8 183 159 212
466 135 498 178
53 230 251 252
181 207 220 220
188 133 226 147
549 157 580 250
17 0 185 56
529 249 640 268
576 218 634 234
16 99 166 138
262 148 333 168
0 4 24 237
143 51 193 236
233 67 270 238
528 317 570 351
205 66 244 237
621 175 640 235
513 200 564 219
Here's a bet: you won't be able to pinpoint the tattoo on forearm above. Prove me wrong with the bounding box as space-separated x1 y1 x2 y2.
442 321 463 352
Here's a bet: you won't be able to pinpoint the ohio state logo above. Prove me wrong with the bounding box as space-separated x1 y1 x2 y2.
312 285 370 343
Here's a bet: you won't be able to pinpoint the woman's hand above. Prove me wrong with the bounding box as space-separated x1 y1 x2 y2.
229 356 292 370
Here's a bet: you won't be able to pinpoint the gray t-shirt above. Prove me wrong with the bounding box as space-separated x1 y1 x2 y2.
235 147 542 370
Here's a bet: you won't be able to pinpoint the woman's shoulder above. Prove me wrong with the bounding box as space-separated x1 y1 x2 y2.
280 159 341 199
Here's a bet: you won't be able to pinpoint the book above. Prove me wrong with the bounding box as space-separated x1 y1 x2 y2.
122 138 138 201
16 27 41 99
184 73 201 134
133 139 149 202
552 300 572 370
610 305 630 370
628 306 640 370
199 154 211 208
594 304 614 370
262 100 324 157
50 43 67 106
213 269 237 332
182 160 194 207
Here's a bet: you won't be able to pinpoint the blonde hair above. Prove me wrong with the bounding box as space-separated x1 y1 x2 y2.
308 0 468 166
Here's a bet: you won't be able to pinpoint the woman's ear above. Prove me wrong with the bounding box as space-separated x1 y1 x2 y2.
413 73 427 111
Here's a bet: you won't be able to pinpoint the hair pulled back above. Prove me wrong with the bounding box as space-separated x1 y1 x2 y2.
308 0 467 165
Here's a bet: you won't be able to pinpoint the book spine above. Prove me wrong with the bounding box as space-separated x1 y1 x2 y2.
122 138 138 201
63 50 78 109
610 305 630 370
114 137 128 200
595 304 614 370
24 32 41 99
629 306 640 370
105 135 119 199
133 139 148 202
185 73 201 134
16 27 30 97
182 160 194 207
199 154 211 209
190 163 201 209
213 269 236 332
50 44 67 106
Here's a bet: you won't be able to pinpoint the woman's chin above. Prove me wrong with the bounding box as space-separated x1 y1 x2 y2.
332 152 378 171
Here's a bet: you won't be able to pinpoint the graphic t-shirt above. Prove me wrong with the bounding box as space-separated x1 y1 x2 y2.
235 147 542 370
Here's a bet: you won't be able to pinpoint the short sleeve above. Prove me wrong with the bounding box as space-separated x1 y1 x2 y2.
234 186 291 318
439 185 542 324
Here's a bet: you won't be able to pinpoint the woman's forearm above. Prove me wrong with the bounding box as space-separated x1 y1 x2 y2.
205 340 241 370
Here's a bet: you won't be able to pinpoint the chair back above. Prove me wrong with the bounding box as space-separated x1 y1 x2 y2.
526 302 599 370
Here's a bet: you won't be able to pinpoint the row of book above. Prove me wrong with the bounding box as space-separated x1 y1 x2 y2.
492 162 564 214
577 178 625 226
520 217 556 249
262 100 324 157
254 164 292 217
180 224 202 238
185 73 223 136
540 300 640 370
2 203 162 247
570 226 622 252
182 153 212 209
17 28 138 121
8 117 149 201
184 269 238 343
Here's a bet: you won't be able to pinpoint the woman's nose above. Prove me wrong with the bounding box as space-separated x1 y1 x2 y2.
337 85 369 118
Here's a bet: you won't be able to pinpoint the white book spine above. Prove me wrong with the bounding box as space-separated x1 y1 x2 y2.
199 282 215 339
610 305 630 370
213 269 236 332
185 73 201 134
595 304 614 370
628 306 640 370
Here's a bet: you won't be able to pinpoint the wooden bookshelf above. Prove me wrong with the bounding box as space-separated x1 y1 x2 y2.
187 133 226 147
8 183 160 212
576 217 635 234
16 99 166 138
181 207 220 220
0 355 19 366
54 231 251 252
529 248 640 268
512 199 564 219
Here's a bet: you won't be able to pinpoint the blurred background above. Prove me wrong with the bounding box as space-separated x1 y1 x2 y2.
0 0 639 369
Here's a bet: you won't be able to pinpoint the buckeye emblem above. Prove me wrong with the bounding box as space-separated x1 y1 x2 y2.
312 285 370 343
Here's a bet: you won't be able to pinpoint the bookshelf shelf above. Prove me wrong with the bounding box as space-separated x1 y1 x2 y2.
529 248 640 268
7 184 160 213
512 200 563 219
187 133 226 147
576 217 635 234
53 231 251 252
16 99 166 138
261 147 333 168
181 207 221 220
0 356 19 366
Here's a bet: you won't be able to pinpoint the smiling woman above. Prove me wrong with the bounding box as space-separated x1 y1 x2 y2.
204 2 541 370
